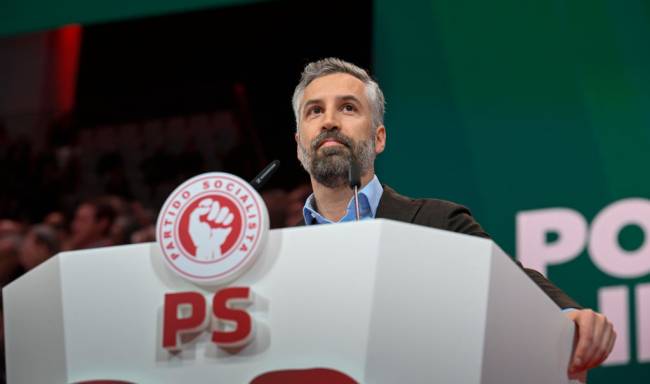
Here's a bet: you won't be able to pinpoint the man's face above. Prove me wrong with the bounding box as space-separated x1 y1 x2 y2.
19 231 49 270
71 203 104 243
295 73 385 188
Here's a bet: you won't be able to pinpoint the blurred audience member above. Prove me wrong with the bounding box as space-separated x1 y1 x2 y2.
19 224 61 270
284 183 312 227
67 198 116 250
130 201 155 228
0 234 24 288
0 219 25 238
130 225 155 243
111 215 137 245
43 211 71 252
261 183 313 229
262 189 289 229
43 211 66 230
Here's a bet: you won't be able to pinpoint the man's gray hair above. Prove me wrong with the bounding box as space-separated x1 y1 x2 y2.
31 224 61 255
292 58 385 130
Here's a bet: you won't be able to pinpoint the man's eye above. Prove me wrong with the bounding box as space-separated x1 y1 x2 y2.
308 106 322 115
342 104 356 112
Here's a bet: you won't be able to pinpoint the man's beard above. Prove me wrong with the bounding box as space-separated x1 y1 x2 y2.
298 130 376 188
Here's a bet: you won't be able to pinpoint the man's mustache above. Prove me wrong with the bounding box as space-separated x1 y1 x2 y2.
310 131 354 151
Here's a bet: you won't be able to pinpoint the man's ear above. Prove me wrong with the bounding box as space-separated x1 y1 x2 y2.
374 125 386 154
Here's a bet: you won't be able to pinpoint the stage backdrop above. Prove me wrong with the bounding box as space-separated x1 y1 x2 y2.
1 0 648 382
374 1 650 383
0 0 266 36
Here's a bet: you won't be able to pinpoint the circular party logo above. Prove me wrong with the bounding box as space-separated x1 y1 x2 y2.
156 173 269 284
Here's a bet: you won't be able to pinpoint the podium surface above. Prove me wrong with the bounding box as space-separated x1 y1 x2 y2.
4 219 575 383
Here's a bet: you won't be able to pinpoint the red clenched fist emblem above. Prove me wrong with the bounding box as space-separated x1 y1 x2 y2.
188 198 235 260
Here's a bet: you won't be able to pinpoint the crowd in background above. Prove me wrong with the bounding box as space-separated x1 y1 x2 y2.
0 111 311 276
0 187 311 290
0 116 311 381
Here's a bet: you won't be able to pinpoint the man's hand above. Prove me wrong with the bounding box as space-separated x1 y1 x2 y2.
565 309 616 376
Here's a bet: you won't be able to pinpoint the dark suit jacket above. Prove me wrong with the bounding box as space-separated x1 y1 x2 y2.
301 185 582 309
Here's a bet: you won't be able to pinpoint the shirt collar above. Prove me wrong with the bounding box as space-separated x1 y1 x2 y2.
302 175 384 225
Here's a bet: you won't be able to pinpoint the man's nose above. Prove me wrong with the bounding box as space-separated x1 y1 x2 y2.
321 109 340 131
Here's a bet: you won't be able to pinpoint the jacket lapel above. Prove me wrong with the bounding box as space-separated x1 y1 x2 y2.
376 185 420 223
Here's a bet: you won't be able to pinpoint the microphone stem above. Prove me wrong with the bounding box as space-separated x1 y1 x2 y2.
353 185 361 221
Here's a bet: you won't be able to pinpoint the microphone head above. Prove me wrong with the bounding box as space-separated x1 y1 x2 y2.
348 160 361 189
250 160 280 190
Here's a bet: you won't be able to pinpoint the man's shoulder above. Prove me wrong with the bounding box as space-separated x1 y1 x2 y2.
378 185 489 238
379 185 470 216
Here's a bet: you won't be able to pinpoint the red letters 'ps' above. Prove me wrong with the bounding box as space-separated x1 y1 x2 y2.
162 287 253 350
212 287 253 347
162 292 207 349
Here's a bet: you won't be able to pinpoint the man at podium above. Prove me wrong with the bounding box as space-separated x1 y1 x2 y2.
291 58 615 376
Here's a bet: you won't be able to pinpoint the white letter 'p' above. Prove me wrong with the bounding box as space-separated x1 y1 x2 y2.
517 208 588 276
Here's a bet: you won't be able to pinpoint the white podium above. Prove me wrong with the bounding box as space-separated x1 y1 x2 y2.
3 219 575 383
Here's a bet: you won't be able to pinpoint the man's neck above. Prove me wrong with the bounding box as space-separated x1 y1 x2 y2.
310 171 375 222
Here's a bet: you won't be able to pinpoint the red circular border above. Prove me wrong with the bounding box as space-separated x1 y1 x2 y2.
157 174 265 282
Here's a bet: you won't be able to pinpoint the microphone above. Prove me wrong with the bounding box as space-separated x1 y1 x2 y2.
348 160 361 221
250 160 280 191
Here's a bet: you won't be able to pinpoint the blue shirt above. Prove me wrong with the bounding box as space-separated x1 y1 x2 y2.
303 175 383 225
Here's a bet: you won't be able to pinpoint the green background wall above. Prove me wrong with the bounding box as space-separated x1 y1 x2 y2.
374 1 650 382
